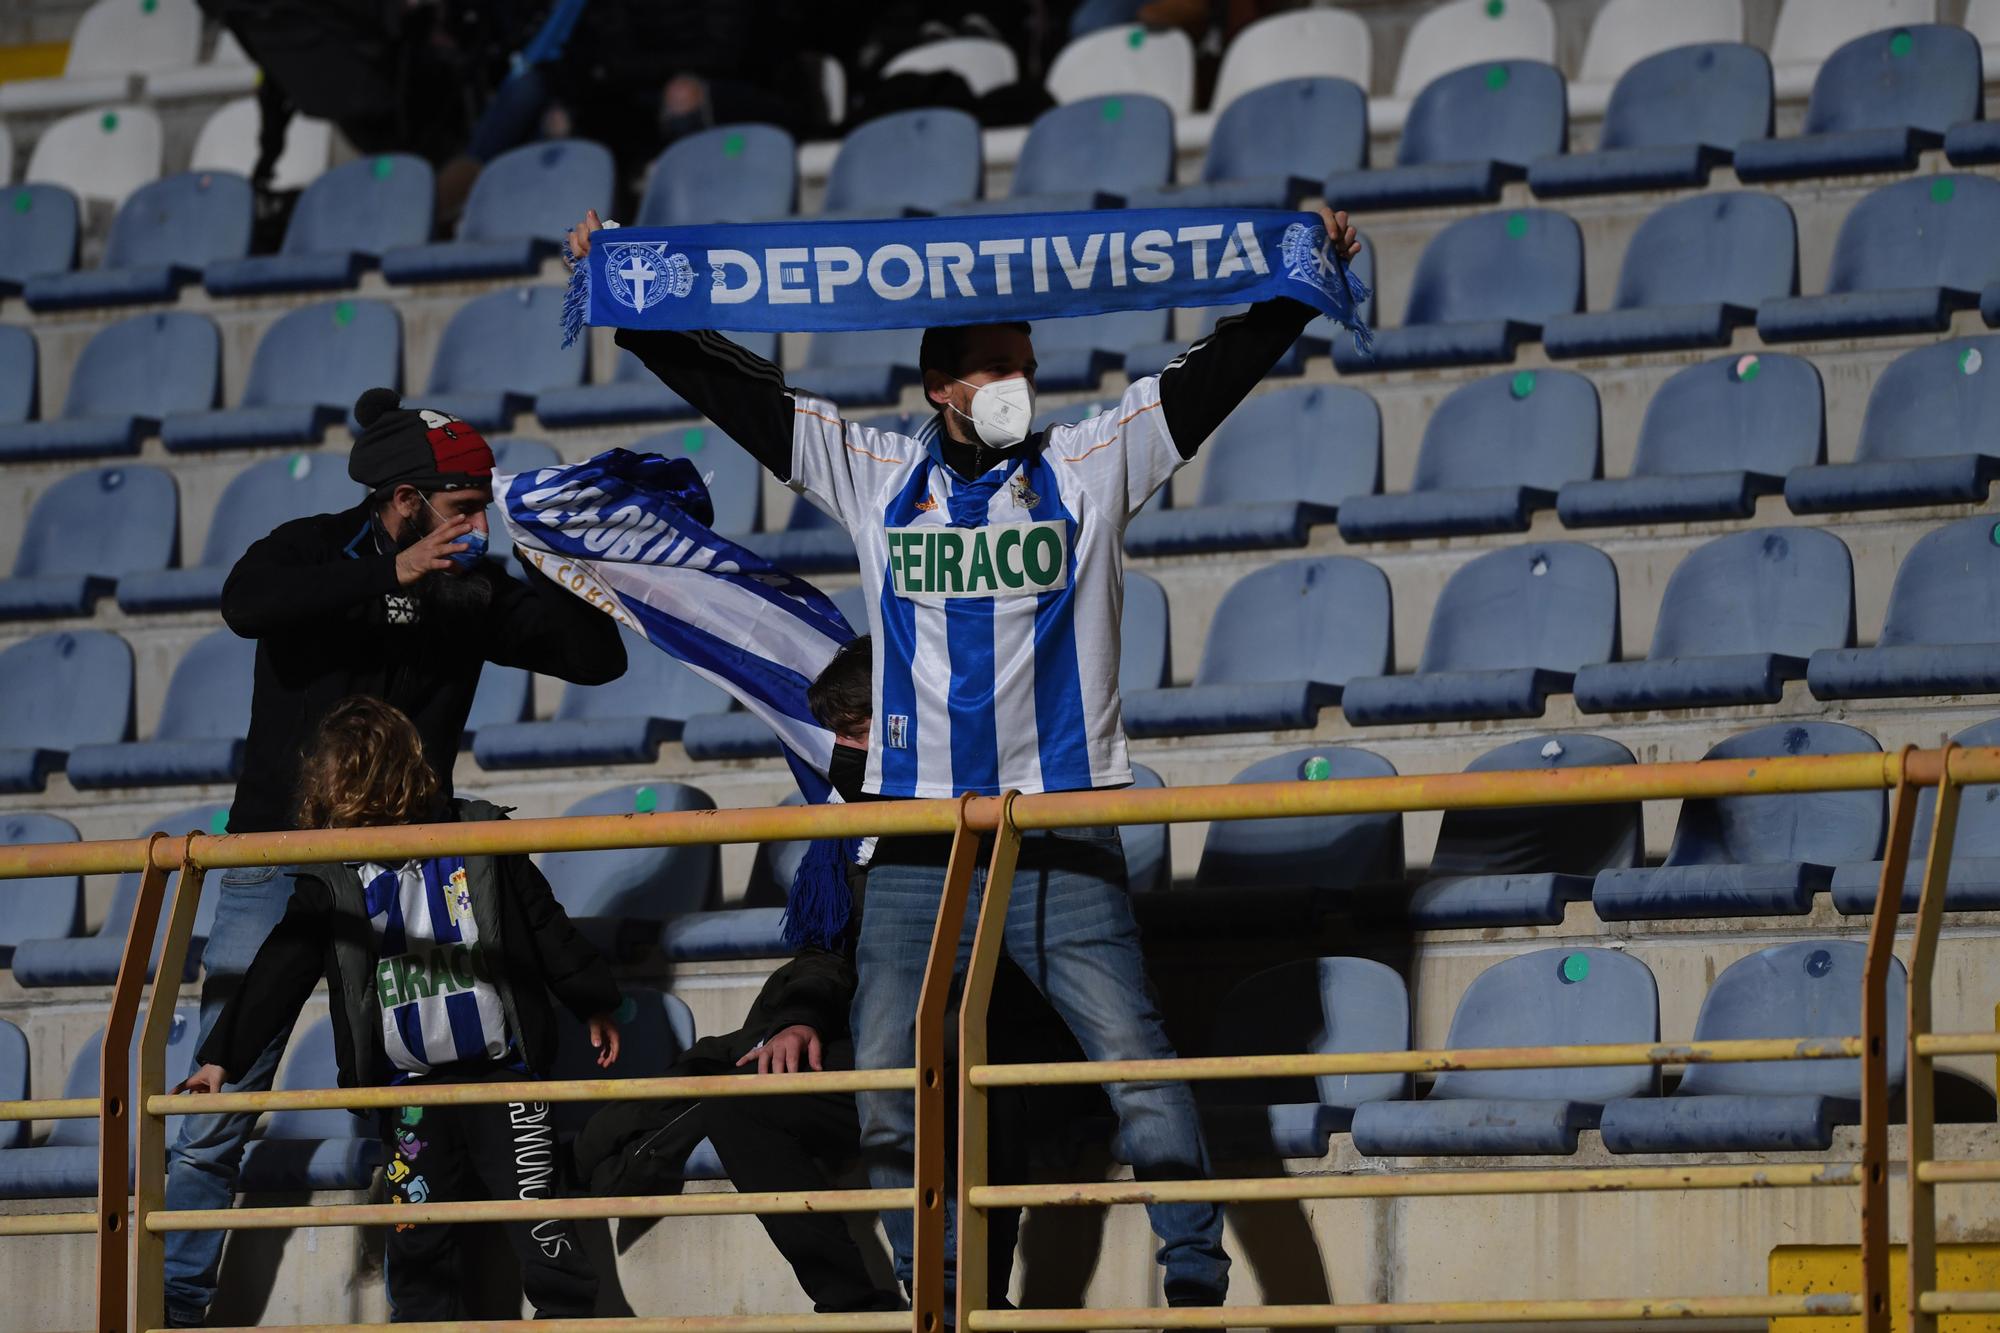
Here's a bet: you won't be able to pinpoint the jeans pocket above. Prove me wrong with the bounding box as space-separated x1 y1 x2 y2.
218 865 281 889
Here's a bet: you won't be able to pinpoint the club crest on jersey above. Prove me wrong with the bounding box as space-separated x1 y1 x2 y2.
444 866 472 929
606 242 694 312
886 714 909 749
885 519 1069 599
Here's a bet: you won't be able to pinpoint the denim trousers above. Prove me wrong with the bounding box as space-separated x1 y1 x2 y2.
852 825 1229 1306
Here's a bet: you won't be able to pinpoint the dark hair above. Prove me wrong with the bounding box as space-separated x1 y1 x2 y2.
295 697 441 830
918 321 1032 378
808 636 873 738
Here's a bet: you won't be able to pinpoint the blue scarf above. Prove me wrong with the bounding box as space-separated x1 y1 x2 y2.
561 207 1371 353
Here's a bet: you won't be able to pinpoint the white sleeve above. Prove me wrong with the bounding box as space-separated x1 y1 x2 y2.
1042 376 1184 527
787 392 925 530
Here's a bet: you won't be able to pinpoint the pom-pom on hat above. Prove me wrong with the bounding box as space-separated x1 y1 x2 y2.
347 387 495 493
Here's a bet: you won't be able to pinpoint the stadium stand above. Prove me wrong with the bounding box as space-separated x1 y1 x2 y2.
948 94 1174 215
1034 309 1172 392
738 491 859 575
202 154 435 297
66 628 252 789
1194 747 1404 895
421 284 585 431
821 108 983 217
552 990 720 1177
0 814 81 967
881 36 1019 96
1565 0 1746 119
538 784 719 955
1832 716 2000 913
1045 23 1197 117
0 185 80 295
22 105 163 209
637 125 797 226
1179 8 1372 151
790 328 922 407
1379 0 1556 132
1806 512 2000 700
381 139 614 284
0 309 219 461
1768 0 1940 99
1324 59 1566 211
142 28 259 102
0 463 176 620
161 298 401 451
1127 77 1367 211
0 0 199 114
0 630 133 793
21 168 250 311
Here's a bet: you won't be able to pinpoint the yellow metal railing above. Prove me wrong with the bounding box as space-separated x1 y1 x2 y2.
0 745 1992 1333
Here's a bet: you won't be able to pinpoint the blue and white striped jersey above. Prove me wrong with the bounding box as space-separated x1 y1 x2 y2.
358 856 512 1076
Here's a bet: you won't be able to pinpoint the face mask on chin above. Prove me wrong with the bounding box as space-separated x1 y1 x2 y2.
948 374 1035 451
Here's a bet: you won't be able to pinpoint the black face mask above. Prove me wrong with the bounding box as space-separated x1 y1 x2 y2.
828 742 868 803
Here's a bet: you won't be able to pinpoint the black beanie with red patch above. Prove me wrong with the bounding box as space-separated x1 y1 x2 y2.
347 387 495 493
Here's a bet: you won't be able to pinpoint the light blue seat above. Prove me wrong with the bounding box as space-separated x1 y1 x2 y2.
1735 25 1981 183
1785 336 2000 513
1408 734 1641 928
463 664 531 744
1831 716 2000 914
538 784 719 958
637 124 797 225
661 906 790 962
118 451 361 613
1758 175 2000 343
239 1017 383 1192
67 629 254 788
1342 544 1618 726
1807 514 2000 700
23 171 251 311
1541 193 1797 358
423 285 587 431
0 311 220 461
532 333 781 428
0 184 80 295
1528 43 1772 197
737 494 858 575
1350 948 1659 1157
1593 722 1884 921
382 139 613 283
948 95 1173 215
821 108 982 216
1349 209 1582 372
552 989 719 1176
1338 369 1597 541
0 815 82 968
205 153 435 296
0 465 178 620
0 1022 25 1149
1576 529 1851 714
1559 352 1822 527
161 299 401 451
1126 557 1389 738
1035 309 1171 392
1327 61 1565 212
791 327 922 407
1119 569 1170 696
0 327 35 426
472 627 731 769
1195 747 1404 895
1127 78 1366 211
0 631 133 792
1600 942 1905 1153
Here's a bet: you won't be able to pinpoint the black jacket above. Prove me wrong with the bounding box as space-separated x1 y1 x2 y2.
221 502 626 834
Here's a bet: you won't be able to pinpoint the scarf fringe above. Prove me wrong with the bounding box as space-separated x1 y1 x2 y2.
560 238 590 349
782 837 857 953
1330 246 1376 359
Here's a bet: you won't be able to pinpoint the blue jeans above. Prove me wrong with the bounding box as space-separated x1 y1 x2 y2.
853 826 1229 1306
162 863 297 1324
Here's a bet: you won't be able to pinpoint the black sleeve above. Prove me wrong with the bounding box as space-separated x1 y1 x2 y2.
742 948 858 1045
195 877 333 1081
1157 296 1319 460
220 523 401 638
477 560 628 685
506 853 623 1021
615 328 795 481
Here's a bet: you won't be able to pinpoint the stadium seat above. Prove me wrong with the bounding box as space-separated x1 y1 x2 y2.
0 122 10 183
533 333 781 428
660 905 793 960
1125 385 1377 557
1784 336 2000 513
1735 25 1980 182
1378 0 1556 133
464 664 532 743
738 493 858 575
0 310 219 461
1565 0 1745 118
67 629 253 789
791 327 922 407
1575 529 1852 714
1204 9 1372 125
21 170 249 311
1346 209 1582 372
472 627 731 769
1124 236 1375 379
1195 958 1409 1159
0 329 31 428
0 464 178 620
1350 948 1658 1157
637 124 796 225
821 109 983 216
238 1016 383 1192
1407 734 1642 928
1593 722 1885 920
1034 309 1171 392
1806 513 2000 700
0 815 83 968
187 97 333 194
948 95 1173 215
1770 0 1939 98
538 785 719 957
882 36 1019 93
0 1022 24 1150
1338 369 1597 541
1541 193 1797 358
1194 747 1404 895
1947 1 2000 161
0 185 80 295
422 285 587 430
0 631 133 792
161 299 401 451
204 154 436 297
143 28 260 101
552 989 716 1174
1342 543 1619 726
631 425 761 537
382 140 614 283
1757 175 2000 342
1558 352 1822 526
22 105 163 210
1326 61 1565 212
1127 78 1366 212
0 0 199 113
118 451 360 613
1600 941 1905 1153
11 806 224 987
1831 716 2000 913
1046 24 1195 117
1124 557 1390 738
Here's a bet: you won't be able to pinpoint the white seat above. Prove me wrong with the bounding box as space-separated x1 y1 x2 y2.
1966 0 2000 71
0 0 202 114
22 104 162 208
882 36 1019 96
190 96 332 192
1372 0 1556 134
1047 23 1196 116
1770 0 1938 99
1178 8 1373 153
0 122 12 185
144 28 262 101
1569 0 1742 119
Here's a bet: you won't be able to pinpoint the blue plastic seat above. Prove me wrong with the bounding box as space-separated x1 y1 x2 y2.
0 311 220 461
537 784 719 956
1125 385 1377 556
1575 529 1853 713
0 631 134 792
119 451 361 613
204 153 435 296
1349 209 1583 372
791 328 922 407
1127 78 1366 212
382 139 613 283
160 299 401 452
67 629 254 788
472 627 731 769
737 493 858 575
0 327 34 426
637 124 797 225
0 1022 26 1149
1758 175 2000 342
1035 309 1171 392
423 285 587 431
1350 948 1659 1157
1600 941 1905 1153
552 990 718 1174
532 333 780 429
0 465 178 620
1559 352 1822 526
1735 25 1981 183
1528 43 1773 197
239 1017 383 1192
1593 722 1884 921
661 906 791 961
1807 513 2000 700
1542 193 1798 358
1125 557 1391 738
1831 716 2000 914
1195 747 1404 894
1339 369 1597 541
822 109 982 216
0 184 79 295
23 170 251 311
1785 336 2000 513
1409 734 1642 928
0 815 82 968
949 95 1173 215
463 663 531 746
1343 544 1619 726
1327 61 1565 211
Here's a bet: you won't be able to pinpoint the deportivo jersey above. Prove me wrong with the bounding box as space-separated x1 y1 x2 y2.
357 855 512 1076
791 376 1184 797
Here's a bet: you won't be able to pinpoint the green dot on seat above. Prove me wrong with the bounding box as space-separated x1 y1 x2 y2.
1510 370 1536 399
1932 176 1957 204
1302 756 1332 781
100 112 119 133
371 156 394 180
681 427 705 453
1991 520 2000 547
634 786 659 813
1735 354 1761 382
1505 212 1528 239
723 132 745 157
289 454 313 480
208 810 230 835
1101 97 1124 121
333 301 354 327
1127 27 1146 48
141 0 157 12
1485 64 1510 90
1961 347 1984 375
1889 29 1914 57
10 190 29 214
1485 0 1505 15
1560 953 1590 983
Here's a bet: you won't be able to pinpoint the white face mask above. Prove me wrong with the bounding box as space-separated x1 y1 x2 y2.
949 374 1035 450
